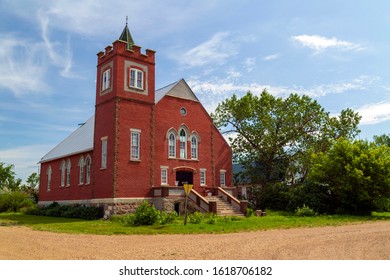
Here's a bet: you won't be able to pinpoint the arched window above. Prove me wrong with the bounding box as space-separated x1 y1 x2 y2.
85 155 92 185
60 160 66 187
46 166 52 191
168 132 176 158
179 129 187 159
66 159 71 187
191 135 198 159
78 156 85 185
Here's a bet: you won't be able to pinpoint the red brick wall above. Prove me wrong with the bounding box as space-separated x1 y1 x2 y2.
39 151 94 202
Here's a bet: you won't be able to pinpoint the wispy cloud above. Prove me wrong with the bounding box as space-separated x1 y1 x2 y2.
357 101 390 125
0 35 49 96
292 34 363 53
244 57 256 72
263 53 280 61
177 32 237 68
189 75 380 113
38 10 75 78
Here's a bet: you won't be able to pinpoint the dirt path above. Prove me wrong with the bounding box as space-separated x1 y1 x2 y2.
0 221 389 260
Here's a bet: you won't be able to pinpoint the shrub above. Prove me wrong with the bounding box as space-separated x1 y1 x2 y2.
295 204 317 217
158 211 178 225
132 201 160 226
205 213 217 224
245 208 254 217
0 191 35 212
188 212 204 224
26 203 103 220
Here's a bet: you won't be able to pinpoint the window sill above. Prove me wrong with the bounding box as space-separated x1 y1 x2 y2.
130 159 141 162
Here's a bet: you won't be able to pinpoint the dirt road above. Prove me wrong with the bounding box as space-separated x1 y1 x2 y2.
0 221 389 260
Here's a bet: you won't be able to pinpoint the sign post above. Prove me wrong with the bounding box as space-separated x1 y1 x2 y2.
183 183 193 225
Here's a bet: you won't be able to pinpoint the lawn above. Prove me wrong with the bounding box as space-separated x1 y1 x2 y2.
1 211 389 235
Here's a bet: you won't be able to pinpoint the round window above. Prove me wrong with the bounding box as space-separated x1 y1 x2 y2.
180 107 187 116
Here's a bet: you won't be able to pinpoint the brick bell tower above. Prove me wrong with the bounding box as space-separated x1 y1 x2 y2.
93 22 156 200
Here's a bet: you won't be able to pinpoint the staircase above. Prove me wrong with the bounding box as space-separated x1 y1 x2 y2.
206 195 245 216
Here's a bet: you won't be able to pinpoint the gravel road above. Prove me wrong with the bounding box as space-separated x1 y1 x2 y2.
1 221 389 260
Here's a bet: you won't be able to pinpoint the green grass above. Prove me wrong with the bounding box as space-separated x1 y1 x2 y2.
1 211 389 235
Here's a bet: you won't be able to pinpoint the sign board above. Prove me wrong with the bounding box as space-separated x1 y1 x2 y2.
183 184 193 196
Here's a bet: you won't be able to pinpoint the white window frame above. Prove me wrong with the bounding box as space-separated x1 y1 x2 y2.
78 156 85 185
179 129 187 159
66 159 71 187
130 129 141 161
220 170 226 187
60 160 66 187
161 166 168 186
200 168 206 186
191 135 198 160
102 68 111 91
47 166 52 191
101 137 108 169
85 155 91 184
129 68 144 90
168 132 176 158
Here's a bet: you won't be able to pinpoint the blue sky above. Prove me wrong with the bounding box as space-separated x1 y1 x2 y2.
1 0 390 181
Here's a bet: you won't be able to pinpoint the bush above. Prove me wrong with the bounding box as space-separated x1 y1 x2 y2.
132 201 160 226
295 204 317 217
158 211 178 225
245 208 254 217
188 212 204 224
26 202 103 220
0 191 35 212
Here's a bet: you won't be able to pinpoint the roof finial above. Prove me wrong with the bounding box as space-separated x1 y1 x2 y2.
126 16 128 26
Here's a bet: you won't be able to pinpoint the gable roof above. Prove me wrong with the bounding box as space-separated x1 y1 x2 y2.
40 115 94 163
155 79 199 103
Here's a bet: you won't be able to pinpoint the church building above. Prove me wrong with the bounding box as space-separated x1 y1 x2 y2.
39 24 247 216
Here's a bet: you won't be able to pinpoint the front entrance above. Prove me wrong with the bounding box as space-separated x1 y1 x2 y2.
175 171 193 186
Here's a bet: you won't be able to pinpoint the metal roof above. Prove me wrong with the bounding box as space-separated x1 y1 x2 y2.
40 115 94 163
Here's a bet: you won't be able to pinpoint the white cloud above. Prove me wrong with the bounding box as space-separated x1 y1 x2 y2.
292 34 363 53
189 75 380 113
177 32 237 68
263 53 280 61
38 10 75 78
244 57 256 72
357 101 390 125
0 144 53 181
0 35 49 96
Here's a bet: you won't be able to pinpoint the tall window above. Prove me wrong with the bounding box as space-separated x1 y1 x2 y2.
130 129 141 160
129 68 144 90
168 132 176 158
47 166 52 191
101 137 107 169
179 129 187 159
191 135 198 159
78 156 85 185
102 69 111 91
220 170 226 187
85 156 91 184
60 160 66 187
66 159 71 187
200 169 206 186
161 166 168 185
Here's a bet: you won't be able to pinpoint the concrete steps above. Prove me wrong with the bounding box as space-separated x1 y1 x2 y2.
206 196 244 216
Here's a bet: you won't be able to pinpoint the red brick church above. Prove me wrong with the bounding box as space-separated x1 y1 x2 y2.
39 24 247 216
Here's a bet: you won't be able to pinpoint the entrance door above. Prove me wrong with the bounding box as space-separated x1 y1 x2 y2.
175 171 193 186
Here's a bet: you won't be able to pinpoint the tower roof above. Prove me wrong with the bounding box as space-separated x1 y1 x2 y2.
119 22 135 50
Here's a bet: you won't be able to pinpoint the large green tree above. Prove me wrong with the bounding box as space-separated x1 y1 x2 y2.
309 139 390 214
212 90 361 189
